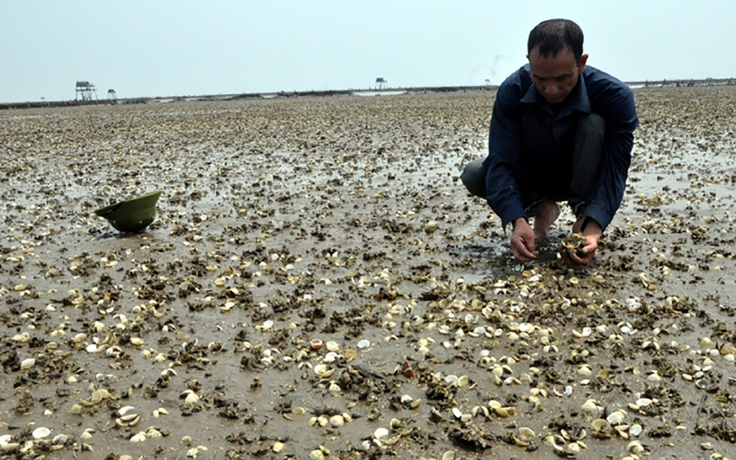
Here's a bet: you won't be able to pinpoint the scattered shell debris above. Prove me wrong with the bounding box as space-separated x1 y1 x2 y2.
1 87 736 458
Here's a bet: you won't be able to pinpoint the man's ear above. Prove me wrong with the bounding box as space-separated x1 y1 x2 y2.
578 54 589 74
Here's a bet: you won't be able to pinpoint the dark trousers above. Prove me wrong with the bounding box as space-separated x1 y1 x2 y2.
461 114 605 217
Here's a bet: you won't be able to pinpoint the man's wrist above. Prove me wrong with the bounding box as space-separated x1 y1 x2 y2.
580 218 602 238
512 217 529 230
579 217 589 232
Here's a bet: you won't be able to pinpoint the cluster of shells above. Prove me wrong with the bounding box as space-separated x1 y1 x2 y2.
1 85 736 459
561 232 587 259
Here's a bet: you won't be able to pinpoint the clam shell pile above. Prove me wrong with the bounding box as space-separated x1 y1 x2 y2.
562 232 587 258
1 86 736 459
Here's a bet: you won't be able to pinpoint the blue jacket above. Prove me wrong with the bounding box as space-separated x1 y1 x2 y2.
483 64 639 230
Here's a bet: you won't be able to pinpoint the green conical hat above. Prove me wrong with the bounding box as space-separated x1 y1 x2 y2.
94 190 163 233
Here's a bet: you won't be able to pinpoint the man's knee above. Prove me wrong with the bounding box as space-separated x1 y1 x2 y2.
461 157 487 198
570 114 606 200
576 114 605 153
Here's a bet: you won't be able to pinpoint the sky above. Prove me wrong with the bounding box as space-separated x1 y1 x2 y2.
1 0 735 103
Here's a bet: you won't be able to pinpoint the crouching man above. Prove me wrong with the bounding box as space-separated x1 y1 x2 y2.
462 18 639 266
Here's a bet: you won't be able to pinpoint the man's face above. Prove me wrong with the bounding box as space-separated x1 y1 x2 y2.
527 46 588 105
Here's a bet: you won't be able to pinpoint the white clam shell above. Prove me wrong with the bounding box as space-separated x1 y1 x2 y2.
118 406 136 416
580 399 599 412
329 415 345 427
72 333 87 343
314 363 335 378
606 411 625 425
32 427 51 439
182 390 200 404
592 419 612 432
518 427 536 441
374 427 389 439
130 432 147 443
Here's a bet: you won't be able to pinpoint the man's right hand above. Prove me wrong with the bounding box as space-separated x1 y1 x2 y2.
510 217 538 262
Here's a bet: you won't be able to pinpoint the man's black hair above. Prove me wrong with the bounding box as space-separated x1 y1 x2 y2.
527 19 584 64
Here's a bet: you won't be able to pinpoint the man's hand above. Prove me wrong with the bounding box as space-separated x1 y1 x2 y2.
561 217 603 266
510 217 538 262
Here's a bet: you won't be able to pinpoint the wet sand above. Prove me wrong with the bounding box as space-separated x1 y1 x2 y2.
1 87 736 459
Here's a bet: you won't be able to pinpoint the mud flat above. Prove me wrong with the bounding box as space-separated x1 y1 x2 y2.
1 87 736 459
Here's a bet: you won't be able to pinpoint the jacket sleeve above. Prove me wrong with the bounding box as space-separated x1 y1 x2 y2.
484 83 526 228
582 86 639 230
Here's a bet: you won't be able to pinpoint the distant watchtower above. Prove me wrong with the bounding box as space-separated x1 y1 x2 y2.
375 77 387 90
75 80 98 101
107 89 117 101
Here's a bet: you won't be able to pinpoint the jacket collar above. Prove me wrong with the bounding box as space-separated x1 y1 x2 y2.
520 66 592 115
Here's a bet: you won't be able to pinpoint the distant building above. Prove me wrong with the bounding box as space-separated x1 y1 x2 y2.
375 77 387 90
75 81 98 101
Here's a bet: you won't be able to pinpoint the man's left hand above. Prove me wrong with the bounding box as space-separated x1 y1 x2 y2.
560 217 602 267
